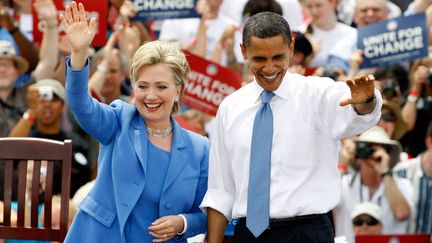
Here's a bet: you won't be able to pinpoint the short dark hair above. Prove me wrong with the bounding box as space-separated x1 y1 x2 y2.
242 11 292 48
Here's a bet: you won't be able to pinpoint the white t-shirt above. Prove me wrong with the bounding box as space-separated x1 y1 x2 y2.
158 15 236 63
299 22 356 68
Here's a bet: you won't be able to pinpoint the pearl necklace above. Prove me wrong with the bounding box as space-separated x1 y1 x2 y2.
147 124 173 137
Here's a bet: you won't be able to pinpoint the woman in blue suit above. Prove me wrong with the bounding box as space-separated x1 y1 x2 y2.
60 2 209 242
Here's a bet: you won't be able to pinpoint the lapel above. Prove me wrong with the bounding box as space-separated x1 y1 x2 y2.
130 112 148 174
114 111 148 241
162 119 188 193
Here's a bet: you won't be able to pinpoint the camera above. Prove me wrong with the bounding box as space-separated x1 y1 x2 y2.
355 142 374 159
38 86 53 101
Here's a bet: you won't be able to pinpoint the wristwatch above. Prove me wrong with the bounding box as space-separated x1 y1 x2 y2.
380 170 393 178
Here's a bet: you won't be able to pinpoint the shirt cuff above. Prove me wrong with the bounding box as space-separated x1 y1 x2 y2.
200 189 234 221
177 214 187 235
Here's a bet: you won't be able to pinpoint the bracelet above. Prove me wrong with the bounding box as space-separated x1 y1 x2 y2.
407 95 418 103
380 170 393 178
22 111 35 124
409 89 420 97
364 94 376 103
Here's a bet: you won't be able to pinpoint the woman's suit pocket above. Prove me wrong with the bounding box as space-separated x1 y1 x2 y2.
79 196 116 227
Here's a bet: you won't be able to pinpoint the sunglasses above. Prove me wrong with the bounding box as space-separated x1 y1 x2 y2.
353 217 380 226
380 113 396 122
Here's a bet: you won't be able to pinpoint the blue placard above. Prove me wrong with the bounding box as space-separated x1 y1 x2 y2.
130 0 199 21
357 13 428 69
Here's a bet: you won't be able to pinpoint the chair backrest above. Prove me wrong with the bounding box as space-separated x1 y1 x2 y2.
0 137 72 242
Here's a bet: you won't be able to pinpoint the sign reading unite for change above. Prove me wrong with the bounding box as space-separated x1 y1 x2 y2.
358 13 428 69
131 0 199 21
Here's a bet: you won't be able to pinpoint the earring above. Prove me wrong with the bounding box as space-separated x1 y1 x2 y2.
175 97 179 103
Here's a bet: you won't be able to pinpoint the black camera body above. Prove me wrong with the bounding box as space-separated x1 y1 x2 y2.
355 142 374 159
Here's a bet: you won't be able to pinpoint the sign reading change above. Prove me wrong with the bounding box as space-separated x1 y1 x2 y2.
131 0 199 21
357 13 428 69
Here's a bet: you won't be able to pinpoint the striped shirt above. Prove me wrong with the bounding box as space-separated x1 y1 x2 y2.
394 154 432 233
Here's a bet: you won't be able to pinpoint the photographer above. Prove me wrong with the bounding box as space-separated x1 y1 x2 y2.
333 126 415 243
8 79 91 197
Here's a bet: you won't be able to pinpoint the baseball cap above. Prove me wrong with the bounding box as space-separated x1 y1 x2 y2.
351 202 382 222
0 40 29 74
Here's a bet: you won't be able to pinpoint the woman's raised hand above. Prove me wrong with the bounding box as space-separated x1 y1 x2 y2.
59 1 97 68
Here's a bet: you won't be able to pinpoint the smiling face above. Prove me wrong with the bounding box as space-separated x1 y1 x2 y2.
133 63 180 128
241 35 293 91
0 58 19 90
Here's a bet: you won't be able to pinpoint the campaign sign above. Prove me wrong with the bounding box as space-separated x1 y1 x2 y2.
358 13 428 69
131 0 199 21
33 0 108 46
183 50 242 116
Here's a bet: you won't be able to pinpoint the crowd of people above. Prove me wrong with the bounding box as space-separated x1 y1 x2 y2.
0 0 431 243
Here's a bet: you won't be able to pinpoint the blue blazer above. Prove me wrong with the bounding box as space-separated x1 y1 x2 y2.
64 59 209 243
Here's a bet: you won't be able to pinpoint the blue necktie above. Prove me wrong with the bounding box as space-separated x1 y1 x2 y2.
246 91 274 238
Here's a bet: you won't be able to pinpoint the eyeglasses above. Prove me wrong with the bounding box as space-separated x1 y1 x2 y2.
353 217 380 226
380 113 396 122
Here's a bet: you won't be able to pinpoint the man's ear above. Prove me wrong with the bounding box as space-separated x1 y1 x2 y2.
289 37 295 57
240 43 247 61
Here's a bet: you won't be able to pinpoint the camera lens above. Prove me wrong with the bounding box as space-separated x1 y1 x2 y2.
355 142 374 159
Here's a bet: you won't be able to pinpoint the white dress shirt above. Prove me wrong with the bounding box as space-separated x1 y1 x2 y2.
200 72 382 220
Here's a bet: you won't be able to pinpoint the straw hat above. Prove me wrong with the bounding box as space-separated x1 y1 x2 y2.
356 126 402 168
0 40 29 74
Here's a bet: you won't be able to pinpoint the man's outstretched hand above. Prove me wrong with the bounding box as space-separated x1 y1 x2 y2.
340 74 375 107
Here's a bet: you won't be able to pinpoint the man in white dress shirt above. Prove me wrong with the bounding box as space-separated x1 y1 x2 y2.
200 12 382 242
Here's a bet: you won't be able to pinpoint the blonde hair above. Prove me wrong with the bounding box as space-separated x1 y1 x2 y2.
130 41 190 114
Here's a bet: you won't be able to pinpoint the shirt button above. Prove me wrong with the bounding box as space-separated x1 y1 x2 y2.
165 203 172 209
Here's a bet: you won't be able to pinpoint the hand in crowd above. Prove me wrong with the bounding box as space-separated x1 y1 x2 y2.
119 0 137 19
12 0 31 14
26 84 40 112
339 75 375 106
412 65 429 89
117 25 142 61
148 215 185 242
196 0 216 20
369 146 391 175
33 0 58 24
0 4 15 32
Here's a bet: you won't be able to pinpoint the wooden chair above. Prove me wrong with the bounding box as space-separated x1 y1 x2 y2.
0 137 72 242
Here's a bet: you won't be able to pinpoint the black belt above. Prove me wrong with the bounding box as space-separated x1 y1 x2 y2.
238 213 326 229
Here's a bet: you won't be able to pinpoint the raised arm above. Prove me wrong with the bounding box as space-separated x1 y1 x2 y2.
59 1 97 69
32 0 59 82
